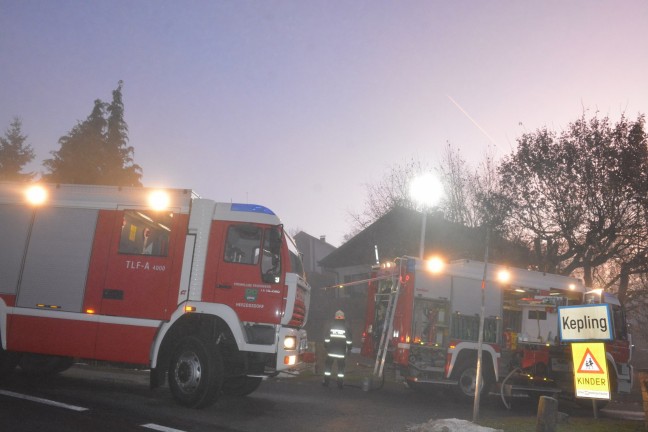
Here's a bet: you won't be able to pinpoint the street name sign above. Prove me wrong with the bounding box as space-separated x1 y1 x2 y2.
558 304 612 341
571 342 610 399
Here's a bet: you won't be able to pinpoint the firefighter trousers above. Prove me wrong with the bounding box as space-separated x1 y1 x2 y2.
323 354 346 386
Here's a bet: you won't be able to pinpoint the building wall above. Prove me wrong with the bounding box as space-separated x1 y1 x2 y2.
295 232 336 274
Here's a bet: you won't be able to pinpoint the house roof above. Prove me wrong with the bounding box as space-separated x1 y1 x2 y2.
318 206 531 269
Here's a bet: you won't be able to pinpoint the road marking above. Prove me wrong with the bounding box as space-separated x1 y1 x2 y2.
0 389 89 411
141 424 187 432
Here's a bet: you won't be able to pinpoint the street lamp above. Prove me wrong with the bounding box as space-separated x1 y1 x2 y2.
409 173 444 259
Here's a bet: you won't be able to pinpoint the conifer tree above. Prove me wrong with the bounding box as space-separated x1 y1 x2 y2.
0 117 35 181
43 82 142 186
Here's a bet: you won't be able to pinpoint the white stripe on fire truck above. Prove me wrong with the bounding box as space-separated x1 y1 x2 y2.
11 308 162 328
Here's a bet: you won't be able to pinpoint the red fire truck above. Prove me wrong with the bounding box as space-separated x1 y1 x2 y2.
361 257 632 404
0 182 310 408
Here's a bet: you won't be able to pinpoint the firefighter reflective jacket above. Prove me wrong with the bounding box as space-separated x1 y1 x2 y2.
324 319 352 358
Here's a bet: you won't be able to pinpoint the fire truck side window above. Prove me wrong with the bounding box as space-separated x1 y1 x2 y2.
224 224 262 264
119 210 172 256
611 304 628 340
261 227 282 283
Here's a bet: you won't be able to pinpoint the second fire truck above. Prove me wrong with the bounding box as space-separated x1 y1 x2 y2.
361 257 632 404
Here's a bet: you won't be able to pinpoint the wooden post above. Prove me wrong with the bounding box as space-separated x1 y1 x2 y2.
639 369 648 431
536 396 558 432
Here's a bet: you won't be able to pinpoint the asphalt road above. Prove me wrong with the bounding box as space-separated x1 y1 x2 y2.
0 363 640 432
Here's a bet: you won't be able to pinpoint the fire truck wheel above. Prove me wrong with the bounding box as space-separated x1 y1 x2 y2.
222 376 263 396
169 336 224 408
453 362 491 401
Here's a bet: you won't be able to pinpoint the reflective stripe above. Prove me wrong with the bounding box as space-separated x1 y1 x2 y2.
330 334 346 339
327 353 345 358
337 373 344 378
324 371 331 376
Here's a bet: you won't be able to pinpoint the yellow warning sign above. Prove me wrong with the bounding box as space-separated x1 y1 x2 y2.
571 342 610 400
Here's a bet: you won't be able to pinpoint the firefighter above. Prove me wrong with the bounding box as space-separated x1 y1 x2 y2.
323 310 352 389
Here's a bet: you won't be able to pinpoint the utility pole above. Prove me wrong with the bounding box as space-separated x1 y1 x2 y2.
473 228 490 423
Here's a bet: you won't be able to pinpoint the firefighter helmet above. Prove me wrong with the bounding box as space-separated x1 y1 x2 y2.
335 310 345 320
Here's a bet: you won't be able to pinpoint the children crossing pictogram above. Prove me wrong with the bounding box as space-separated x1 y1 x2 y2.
577 347 604 374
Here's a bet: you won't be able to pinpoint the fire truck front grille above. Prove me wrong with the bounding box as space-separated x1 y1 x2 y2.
288 298 306 327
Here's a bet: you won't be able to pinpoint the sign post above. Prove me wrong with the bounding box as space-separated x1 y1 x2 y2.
558 303 612 418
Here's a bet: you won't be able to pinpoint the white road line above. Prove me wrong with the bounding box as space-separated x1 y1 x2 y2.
141 424 188 432
0 389 89 411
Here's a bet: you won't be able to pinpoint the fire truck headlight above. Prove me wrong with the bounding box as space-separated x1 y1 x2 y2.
25 185 48 206
283 336 297 350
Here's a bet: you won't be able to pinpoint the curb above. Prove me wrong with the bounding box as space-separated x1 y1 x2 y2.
600 409 644 421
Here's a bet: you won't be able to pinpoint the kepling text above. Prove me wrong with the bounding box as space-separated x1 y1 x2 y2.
562 315 608 334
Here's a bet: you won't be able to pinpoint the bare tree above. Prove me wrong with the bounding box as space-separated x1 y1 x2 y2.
347 158 429 234
438 143 474 226
498 113 648 290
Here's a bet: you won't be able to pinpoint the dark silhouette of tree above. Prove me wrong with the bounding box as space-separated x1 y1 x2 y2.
43 81 142 186
104 81 141 186
498 113 648 294
0 117 35 181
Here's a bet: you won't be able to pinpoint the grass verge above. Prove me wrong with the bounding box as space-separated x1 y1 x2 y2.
479 416 643 432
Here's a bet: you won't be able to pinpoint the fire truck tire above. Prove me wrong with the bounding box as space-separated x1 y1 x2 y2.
19 354 73 377
221 376 263 396
169 336 224 408
453 362 491 401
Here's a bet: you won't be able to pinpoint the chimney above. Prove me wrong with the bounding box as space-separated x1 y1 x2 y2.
320 235 326 242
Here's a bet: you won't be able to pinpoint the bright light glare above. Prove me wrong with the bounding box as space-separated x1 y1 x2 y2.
284 336 297 350
426 256 445 274
284 355 296 366
568 284 576 291
148 190 170 211
497 269 511 284
25 185 47 205
409 173 444 208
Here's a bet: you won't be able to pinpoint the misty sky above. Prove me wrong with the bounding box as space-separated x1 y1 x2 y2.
2 1 647 246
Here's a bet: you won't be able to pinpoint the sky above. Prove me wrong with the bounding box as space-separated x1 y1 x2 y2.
1 1 647 247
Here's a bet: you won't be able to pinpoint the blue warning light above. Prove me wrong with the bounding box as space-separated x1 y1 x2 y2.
231 203 276 215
